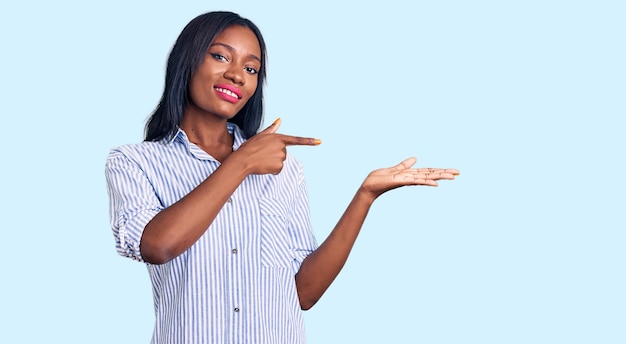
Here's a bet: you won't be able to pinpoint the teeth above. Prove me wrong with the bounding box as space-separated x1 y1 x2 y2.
216 87 239 99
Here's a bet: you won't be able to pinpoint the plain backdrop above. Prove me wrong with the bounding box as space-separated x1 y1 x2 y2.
1 1 624 343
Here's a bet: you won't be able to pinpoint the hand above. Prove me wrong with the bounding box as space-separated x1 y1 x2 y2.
360 157 460 200
234 118 321 175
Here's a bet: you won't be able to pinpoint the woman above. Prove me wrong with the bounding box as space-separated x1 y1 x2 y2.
105 11 459 344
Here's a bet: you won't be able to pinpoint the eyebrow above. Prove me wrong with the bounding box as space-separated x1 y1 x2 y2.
210 42 261 63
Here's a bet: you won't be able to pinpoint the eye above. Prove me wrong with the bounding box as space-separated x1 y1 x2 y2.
244 66 259 75
210 53 228 62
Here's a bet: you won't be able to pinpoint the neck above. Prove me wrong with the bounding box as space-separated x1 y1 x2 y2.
180 110 233 148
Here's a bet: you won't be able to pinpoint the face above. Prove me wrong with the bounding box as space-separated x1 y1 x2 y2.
187 25 262 119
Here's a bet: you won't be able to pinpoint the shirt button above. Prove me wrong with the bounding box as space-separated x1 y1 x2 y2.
227 197 233 203
232 248 238 254
234 307 240 313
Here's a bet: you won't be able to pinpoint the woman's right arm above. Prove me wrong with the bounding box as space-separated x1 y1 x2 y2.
139 153 249 264
140 121 319 264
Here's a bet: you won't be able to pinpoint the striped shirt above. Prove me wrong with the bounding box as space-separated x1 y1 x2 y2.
105 123 318 344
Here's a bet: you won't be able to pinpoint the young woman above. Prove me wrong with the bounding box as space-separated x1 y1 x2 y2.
105 11 459 344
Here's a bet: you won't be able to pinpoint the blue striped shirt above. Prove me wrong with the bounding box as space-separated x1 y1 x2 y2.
105 123 318 343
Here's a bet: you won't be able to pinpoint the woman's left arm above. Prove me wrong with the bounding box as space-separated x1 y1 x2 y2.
294 157 459 310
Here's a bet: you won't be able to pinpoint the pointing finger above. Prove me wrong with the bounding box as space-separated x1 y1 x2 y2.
278 134 322 146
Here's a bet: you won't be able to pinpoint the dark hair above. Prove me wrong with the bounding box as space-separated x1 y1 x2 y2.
145 11 267 141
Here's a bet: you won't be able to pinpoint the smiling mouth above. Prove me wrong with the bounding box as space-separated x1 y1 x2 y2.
215 87 241 99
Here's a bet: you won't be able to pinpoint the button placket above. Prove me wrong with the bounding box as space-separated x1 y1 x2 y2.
227 191 242 335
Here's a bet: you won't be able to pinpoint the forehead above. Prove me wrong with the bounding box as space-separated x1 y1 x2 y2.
212 25 261 57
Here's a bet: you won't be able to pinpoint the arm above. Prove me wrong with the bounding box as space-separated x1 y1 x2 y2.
140 120 319 264
295 157 459 309
139 153 249 264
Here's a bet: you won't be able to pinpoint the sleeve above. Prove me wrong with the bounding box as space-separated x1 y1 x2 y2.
104 149 163 262
288 166 319 274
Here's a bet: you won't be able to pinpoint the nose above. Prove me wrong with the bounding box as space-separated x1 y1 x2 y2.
223 64 244 85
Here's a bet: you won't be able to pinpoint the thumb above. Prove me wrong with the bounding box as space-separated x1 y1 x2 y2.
260 118 281 134
391 157 417 171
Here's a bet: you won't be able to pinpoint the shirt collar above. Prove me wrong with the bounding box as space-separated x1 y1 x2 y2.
166 122 247 160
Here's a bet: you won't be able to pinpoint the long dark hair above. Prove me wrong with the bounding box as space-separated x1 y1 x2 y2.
145 11 267 141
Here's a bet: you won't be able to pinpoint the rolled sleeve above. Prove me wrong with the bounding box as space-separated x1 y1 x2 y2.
105 149 163 262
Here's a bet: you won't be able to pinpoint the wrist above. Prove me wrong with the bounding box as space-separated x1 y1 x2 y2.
355 185 378 206
222 150 252 178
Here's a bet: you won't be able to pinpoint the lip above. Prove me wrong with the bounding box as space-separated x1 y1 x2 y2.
214 84 242 103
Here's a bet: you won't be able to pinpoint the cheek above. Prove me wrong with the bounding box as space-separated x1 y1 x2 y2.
188 74 212 104
245 77 259 98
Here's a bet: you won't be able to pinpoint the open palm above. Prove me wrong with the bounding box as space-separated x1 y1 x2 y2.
361 157 460 199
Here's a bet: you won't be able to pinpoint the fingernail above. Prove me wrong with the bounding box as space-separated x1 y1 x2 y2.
272 118 281 126
313 139 322 145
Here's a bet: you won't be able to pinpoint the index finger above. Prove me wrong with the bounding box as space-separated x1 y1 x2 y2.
415 167 461 175
278 134 322 146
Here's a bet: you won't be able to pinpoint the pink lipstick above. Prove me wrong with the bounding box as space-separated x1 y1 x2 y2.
214 84 242 103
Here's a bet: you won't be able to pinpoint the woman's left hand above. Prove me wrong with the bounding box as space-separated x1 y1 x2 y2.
360 157 460 200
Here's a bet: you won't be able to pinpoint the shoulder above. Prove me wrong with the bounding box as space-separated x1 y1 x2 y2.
282 153 306 183
285 153 303 169
109 139 173 157
106 141 168 168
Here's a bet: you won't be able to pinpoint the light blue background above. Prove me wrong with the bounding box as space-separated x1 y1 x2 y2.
1 1 624 343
